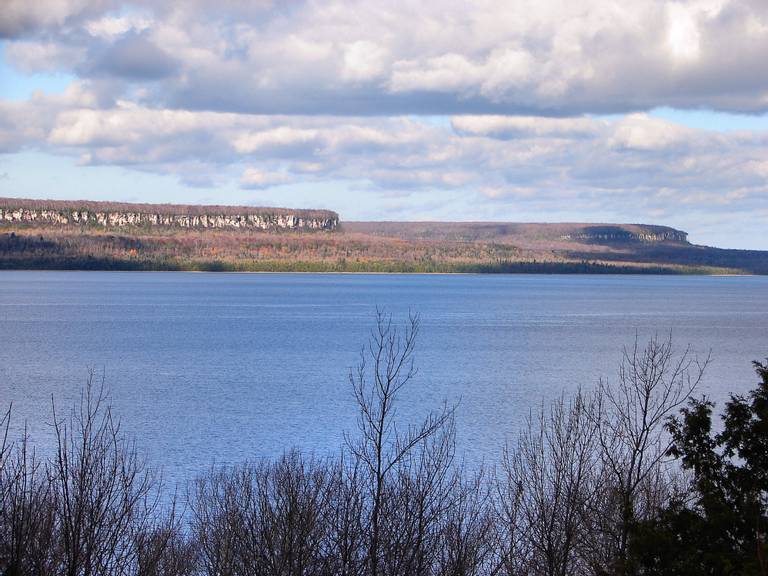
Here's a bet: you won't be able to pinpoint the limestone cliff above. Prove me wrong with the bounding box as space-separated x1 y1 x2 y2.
0 198 338 232
343 222 690 245
558 226 688 243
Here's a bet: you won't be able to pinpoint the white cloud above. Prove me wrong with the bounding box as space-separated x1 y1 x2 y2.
4 0 768 114
48 103 232 146
390 53 485 94
1 96 762 216
85 15 151 38
608 114 694 151
389 47 534 100
240 168 290 189
5 41 87 73
666 3 703 62
0 0 114 38
232 127 320 154
478 48 535 99
452 115 602 138
341 41 387 82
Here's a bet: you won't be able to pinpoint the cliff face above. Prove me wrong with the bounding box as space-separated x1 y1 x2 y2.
0 199 339 232
344 222 690 245
559 229 689 243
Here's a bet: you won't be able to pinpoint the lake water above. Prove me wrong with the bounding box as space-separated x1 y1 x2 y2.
1 271 766 487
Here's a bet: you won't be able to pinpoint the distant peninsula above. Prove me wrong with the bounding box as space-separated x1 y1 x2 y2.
1 197 766 274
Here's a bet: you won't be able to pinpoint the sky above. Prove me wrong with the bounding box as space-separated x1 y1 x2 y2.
0 1 767 249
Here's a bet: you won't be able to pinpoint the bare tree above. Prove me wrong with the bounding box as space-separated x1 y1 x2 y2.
189 465 243 576
345 310 455 576
324 455 366 576
379 418 458 576
0 405 11 513
491 463 527 576
50 371 163 576
496 390 597 576
584 334 708 576
436 468 495 576
246 452 334 576
0 423 58 576
190 451 338 576
134 500 197 576
0 404 9 473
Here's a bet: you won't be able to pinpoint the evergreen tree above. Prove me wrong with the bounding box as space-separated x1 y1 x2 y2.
630 360 768 575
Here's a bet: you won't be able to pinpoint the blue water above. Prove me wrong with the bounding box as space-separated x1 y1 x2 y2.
1 271 766 487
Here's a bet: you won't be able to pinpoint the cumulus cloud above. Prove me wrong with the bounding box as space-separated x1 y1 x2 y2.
4 41 87 73
89 33 178 79
608 114 695 151
0 82 99 152
451 116 602 138
340 41 387 82
3 0 768 114
233 127 321 155
85 14 151 39
240 168 291 189
389 47 535 100
2 95 765 218
0 0 114 38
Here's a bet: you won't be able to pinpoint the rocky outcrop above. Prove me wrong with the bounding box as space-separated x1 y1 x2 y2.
559 226 688 243
344 221 690 246
0 199 339 232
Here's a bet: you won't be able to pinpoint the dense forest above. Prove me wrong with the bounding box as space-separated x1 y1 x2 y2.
1 226 766 274
1 312 766 575
2 198 768 274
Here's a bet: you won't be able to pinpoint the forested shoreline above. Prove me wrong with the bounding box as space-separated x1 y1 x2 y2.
1 313 766 575
0 230 745 274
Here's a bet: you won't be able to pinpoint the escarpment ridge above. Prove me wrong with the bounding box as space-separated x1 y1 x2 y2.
0 197 766 274
343 222 689 245
0 198 339 231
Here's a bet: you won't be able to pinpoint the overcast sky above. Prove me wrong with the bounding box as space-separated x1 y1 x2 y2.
1 0 767 248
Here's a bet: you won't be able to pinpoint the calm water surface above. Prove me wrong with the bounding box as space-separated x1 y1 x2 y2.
1 271 766 486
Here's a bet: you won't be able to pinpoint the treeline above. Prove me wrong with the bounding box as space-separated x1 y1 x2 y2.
0 231 712 274
1 313 766 575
